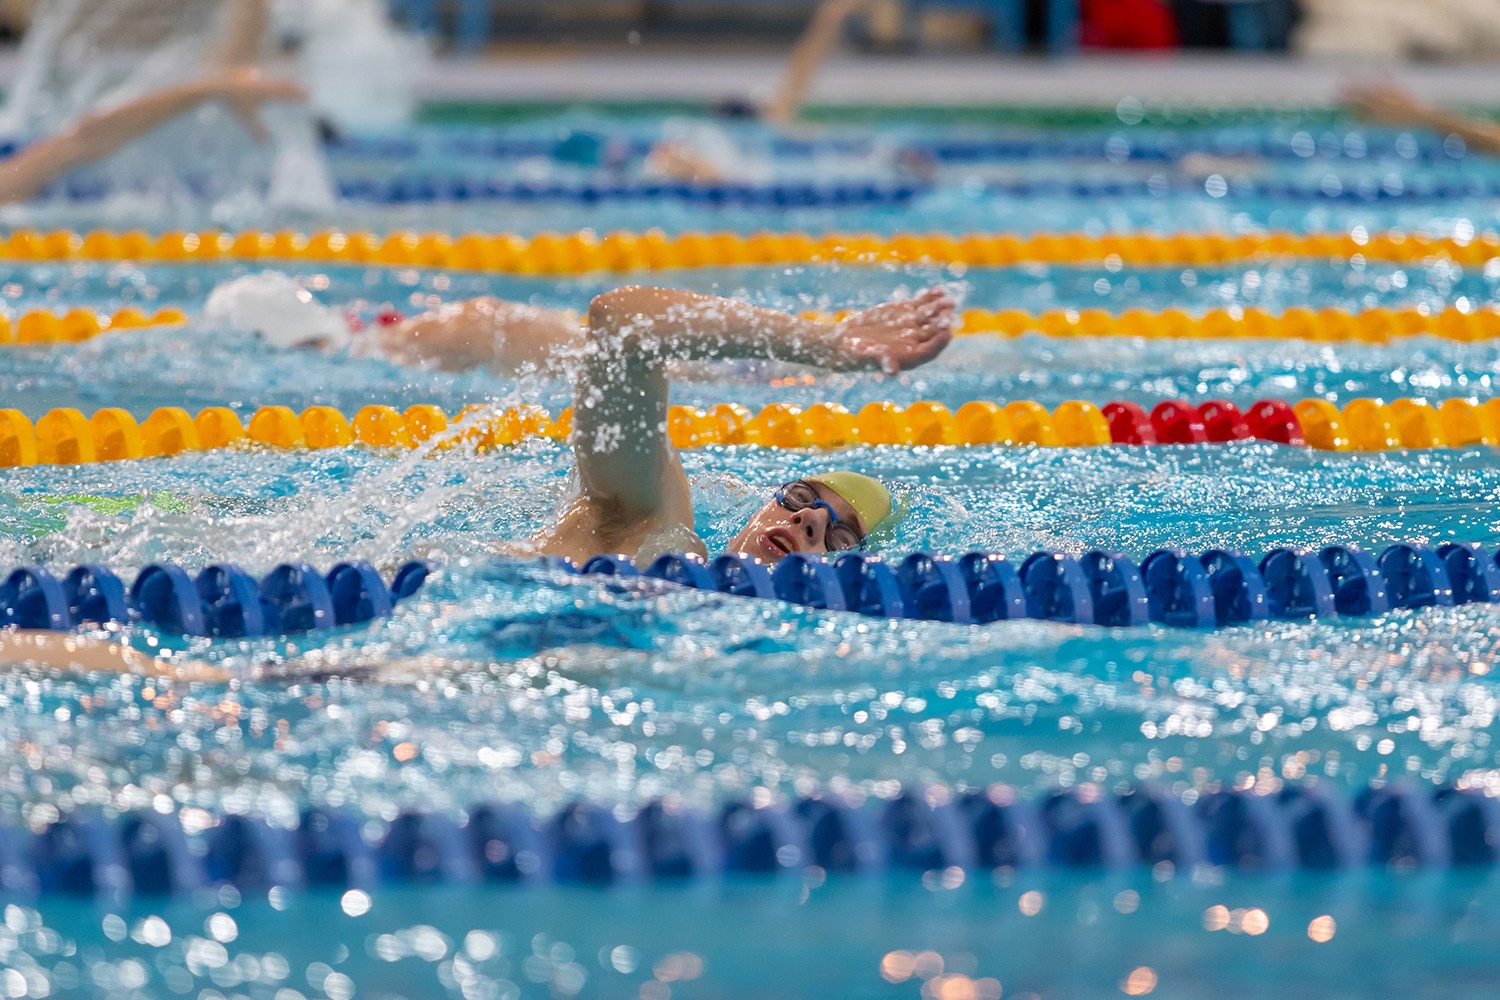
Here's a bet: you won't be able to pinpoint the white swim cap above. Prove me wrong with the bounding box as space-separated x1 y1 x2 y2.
203 271 352 351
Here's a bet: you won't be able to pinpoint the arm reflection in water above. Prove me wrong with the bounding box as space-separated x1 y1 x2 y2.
0 630 228 680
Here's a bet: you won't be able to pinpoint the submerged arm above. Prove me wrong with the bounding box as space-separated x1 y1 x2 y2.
574 285 952 516
0 68 305 204
0 630 227 680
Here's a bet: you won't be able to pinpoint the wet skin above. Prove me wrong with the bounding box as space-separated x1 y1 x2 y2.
726 481 866 564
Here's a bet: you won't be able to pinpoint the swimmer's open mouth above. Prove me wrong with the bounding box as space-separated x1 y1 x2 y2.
762 528 795 556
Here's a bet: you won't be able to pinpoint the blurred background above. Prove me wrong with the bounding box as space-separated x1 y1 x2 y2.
330 0 1490 58
0 0 1491 124
0 0 1496 59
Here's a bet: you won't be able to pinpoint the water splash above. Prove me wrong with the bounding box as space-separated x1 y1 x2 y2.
282 0 427 129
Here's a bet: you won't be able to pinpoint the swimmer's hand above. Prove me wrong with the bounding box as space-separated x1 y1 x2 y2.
830 286 954 374
208 68 309 143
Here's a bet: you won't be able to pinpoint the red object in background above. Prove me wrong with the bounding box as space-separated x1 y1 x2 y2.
1196 400 1253 442
1101 401 1157 445
377 309 406 326
1245 399 1306 446
1080 0 1179 49
1150 400 1209 444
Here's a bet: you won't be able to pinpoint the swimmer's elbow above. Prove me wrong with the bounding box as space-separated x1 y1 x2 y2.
587 285 666 333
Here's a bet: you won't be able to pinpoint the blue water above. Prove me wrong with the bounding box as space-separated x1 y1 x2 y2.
4 875 1499 1000
11 115 1500 236
2 112 1500 998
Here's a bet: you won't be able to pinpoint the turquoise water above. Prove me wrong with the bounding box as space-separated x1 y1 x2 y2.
13 116 1500 236
2 114 1500 997
4 875 1500 999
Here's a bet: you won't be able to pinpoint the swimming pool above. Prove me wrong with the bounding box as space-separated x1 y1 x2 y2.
1 107 1500 999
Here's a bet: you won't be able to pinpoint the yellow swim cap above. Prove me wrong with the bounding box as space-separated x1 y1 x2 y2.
806 471 893 535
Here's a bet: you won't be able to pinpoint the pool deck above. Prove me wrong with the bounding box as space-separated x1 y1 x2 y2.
411 51 1500 107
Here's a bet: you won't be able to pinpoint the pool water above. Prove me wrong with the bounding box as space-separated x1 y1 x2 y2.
1 110 1500 998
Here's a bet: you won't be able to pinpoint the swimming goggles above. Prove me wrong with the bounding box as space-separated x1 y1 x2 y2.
773 480 866 552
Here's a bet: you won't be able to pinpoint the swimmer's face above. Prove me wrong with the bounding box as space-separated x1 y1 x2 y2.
725 480 867 564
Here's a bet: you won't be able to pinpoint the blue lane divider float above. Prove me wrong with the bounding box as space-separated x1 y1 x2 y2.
933 175 1497 204
1 780 1495 898
40 171 1493 207
335 178 926 207
314 129 1476 166
37 174 926 207
0 560 430 638
908 132 1470 164
553 541 1489 629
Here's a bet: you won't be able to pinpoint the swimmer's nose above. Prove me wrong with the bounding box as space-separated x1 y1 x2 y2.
790 506 830 549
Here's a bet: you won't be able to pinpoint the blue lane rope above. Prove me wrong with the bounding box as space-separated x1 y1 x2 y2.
316 130 1475 165
9 541 1481 637
0 560 430 638
554 542 1499 629
0 781 1492 897
38 174 927 207
338 177 927 206
39 172 1492 206
964 175 1498 202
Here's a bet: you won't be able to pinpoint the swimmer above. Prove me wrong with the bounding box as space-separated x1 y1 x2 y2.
1344 83 1500 156
514 284 954 565
209 272 777 382
13 285 950 674
206 272 584 375
0 66 307 204
645 0 876 181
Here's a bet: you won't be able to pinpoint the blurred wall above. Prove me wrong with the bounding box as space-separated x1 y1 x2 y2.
1297 0 1500 57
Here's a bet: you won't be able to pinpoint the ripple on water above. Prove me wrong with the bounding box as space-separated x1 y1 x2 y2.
2 557 1498 824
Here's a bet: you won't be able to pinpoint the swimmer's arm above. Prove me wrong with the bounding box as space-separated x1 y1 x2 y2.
574 286 951 514
1344 84 1500 155
587 285 950 373
762 0 873 127
0 69 306 204
212 0 272 68
378 298 582 372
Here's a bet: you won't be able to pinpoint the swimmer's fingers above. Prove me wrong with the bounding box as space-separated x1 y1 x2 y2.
876 324 952 373
908 326 953 361
836 289 954 372
913 320 951 347
917 298 955 327
915 287 958 319
915 292 956 332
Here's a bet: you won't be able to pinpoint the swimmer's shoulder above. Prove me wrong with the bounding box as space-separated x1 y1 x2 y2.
517 503 706 567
